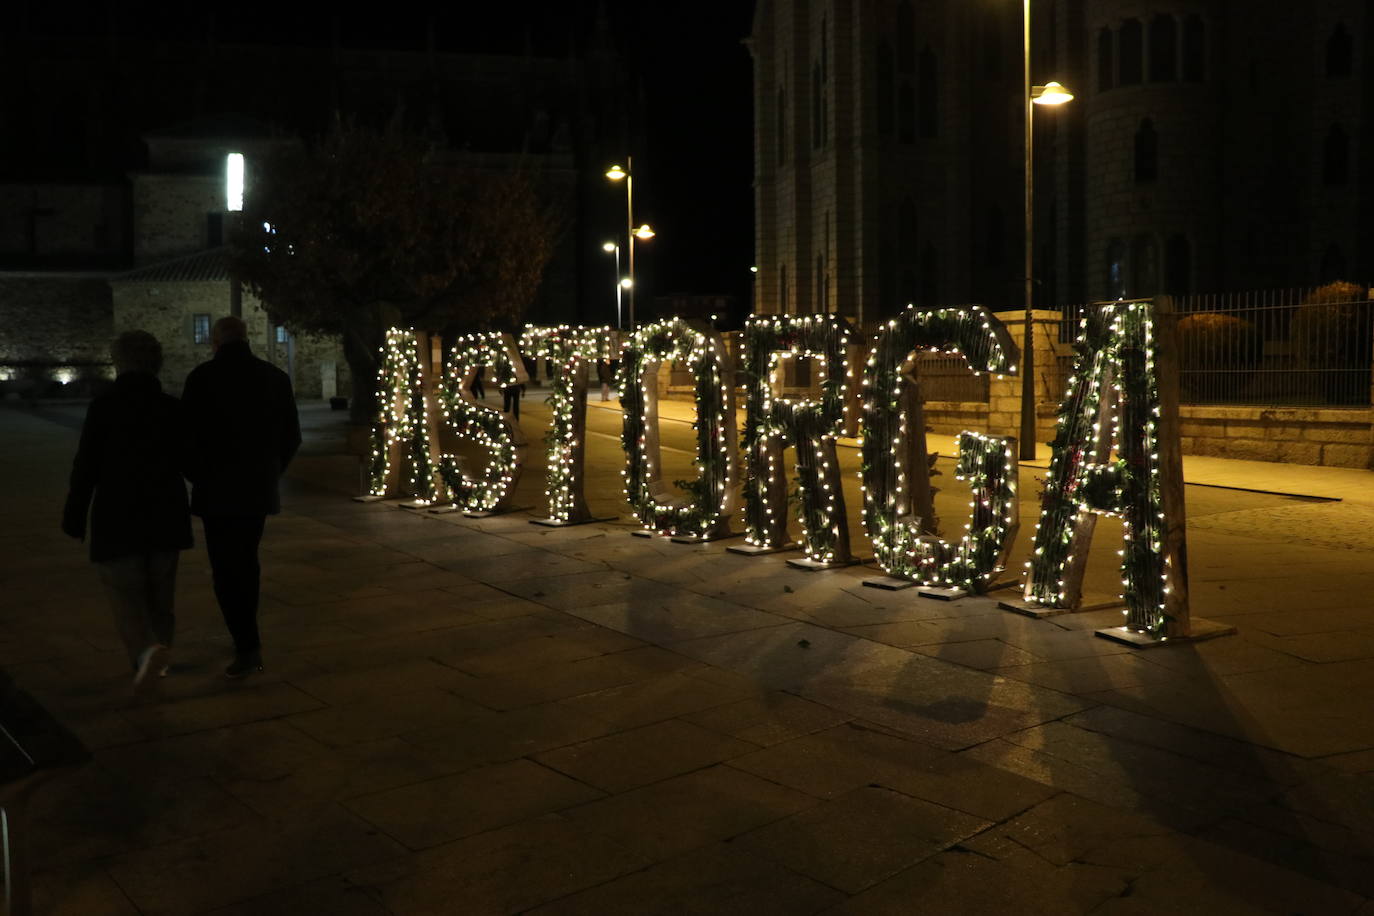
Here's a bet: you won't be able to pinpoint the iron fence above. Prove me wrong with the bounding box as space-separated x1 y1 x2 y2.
1059 285 1374 407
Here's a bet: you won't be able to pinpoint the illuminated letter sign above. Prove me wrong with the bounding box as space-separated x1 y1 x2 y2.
434 332 527 515
737 314 855 566
1023 299 1186 637
521 325 614 525
619 318 738 540
861 306 1018 592
366 327 436 504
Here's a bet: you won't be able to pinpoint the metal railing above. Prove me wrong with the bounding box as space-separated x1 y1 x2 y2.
1059 285 1374 407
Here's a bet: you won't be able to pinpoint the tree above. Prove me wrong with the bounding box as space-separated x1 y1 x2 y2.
230 119 560 424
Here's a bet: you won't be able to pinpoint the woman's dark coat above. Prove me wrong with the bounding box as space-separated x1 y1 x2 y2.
62 372 193 562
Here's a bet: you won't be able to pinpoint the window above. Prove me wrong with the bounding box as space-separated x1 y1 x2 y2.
1106 239 1126 299
1119 19 1143 85
816 254 827 312
779 264 789 312
877 43 895 138
1131 236 1159 297
918 48 938 138
1324 124 1349 185
1326 23 1352 78
898 197 918 259
812 63 824 149
1182 16 1205 81
206 212 224 247
776 87 787 165
193 313 211 344
1149 15 1177 82
1134 118 1158 183
897 2 915 73
898 83 916 144
275 325 288 344
1098 27 1114 91
1165 235 1191 295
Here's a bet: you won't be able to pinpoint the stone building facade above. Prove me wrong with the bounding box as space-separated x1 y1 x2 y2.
751 0 1372 321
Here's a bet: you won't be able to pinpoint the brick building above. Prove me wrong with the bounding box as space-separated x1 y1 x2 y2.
750 0 1372 324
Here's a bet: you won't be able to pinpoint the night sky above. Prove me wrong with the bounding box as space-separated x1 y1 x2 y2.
19 0 757 305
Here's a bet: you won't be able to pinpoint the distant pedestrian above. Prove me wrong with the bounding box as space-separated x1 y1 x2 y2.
182 317 301 679
596 359 613 401
63 330 191 694
501 376 523 421
469 365 485 400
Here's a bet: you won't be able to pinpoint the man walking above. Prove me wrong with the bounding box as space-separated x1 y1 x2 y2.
182 316 300 678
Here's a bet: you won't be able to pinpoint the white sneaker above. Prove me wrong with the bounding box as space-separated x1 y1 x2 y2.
134 644 170 695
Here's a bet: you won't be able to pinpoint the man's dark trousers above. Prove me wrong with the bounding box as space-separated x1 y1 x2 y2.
202 515 267 654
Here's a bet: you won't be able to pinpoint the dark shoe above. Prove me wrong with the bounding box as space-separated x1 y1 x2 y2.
133 644 170 694
224 651 263 679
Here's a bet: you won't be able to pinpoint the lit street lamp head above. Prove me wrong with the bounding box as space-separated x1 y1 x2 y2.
1032 81 1074 105
225 152 245 212
605 164 627 181
602 241 617 252
620 278 633 289
633 224 655 241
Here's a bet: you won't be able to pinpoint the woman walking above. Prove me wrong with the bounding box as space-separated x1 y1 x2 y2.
62 330 192 694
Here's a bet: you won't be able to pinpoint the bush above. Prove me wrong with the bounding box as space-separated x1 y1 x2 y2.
1176 312 1262 402
1290 281 1371 405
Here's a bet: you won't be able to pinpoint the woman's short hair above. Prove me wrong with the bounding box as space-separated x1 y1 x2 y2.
111 330 163 375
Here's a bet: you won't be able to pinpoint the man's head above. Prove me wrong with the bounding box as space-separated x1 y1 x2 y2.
110 330 163 376
212 315 249 351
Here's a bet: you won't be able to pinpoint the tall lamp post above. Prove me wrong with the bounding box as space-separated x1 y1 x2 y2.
605 158 655 329
602 241 623 329
226 152 245 318
1019 0 1073 461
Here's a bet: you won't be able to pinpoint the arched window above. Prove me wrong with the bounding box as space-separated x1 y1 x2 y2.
898 83 916 143
1182 16 1205 81
1321 244 1347 283
1149 15 1177 81
1327 23 1352 78
897 2 915 74
1134 118 1158 183
920 243 938 306
812 63 824 149
898 197 918 259
981 11 1002 80
1098 27 1114 91
1106 238 1127 299
776 87 787 166
1165 235 1191 295
816 253 827 312
1132 235 1159 297
779 264 789 312
877 42 895 138
1119 19 1143 85
918 48 938 138
1324 124 1349 185
985 205 1004 268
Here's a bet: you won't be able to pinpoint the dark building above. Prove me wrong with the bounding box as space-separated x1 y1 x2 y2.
750 0 1372 324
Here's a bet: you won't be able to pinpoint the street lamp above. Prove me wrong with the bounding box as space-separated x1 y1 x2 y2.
605 158 654 329
1019 0 1073 462
226 152 245 318
603 241 622 329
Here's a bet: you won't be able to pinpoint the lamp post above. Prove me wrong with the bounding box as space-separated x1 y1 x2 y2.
1019 0 1073 461
605 158 654 329
226 152 245 318
602 241 622 329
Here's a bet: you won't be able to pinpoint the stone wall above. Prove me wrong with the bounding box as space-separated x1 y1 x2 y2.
1180 406 1371 469
0 274 114 395
110 279 346 399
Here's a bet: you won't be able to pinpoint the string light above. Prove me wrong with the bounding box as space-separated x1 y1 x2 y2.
859 304 1018 591
1023 300 1176 636
433 332 523 514
367 328 437 504
619 318 739 539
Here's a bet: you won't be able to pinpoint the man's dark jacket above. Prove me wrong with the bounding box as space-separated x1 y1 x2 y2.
181 340 301 517
62 372 193 562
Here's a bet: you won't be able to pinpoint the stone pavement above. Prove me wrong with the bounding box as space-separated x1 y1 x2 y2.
4 396 1374 914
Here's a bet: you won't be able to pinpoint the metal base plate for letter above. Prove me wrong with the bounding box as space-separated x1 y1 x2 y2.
530 516 615 528
397 500 432 511
1095 617 1237 648
862 576 917 591
463 505 530 519
786 556 859 571
670 531 742 545
727 542 798 556
918 586 968 601
1000 594 1123 619
352 494 388 503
